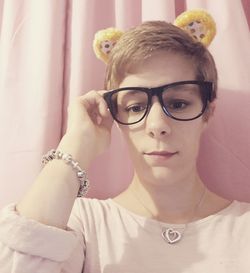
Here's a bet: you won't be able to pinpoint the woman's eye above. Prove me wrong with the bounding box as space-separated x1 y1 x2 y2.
167 100 189 110
125 104 146 113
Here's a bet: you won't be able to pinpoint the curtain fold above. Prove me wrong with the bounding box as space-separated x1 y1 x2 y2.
0 0 249 207
0 0 68 206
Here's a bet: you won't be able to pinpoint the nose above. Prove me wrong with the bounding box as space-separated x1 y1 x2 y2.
145 96 172 138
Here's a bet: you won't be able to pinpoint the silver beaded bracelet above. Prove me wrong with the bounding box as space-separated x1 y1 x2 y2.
41 149 90 197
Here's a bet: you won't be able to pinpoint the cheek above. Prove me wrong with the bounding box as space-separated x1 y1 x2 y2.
178 124 204 155
126 133 142 155
119 128 142 156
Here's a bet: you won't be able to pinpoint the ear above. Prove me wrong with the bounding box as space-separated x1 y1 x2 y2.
202 100 216 130
207 100 216 118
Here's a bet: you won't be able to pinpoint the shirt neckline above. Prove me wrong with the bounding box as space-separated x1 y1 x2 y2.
107 198 237 228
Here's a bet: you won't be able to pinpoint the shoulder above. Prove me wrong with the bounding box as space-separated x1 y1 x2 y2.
71 197 120 224
73 197 113 213
71 197 142 227
223 200 250 226
232 200 250 215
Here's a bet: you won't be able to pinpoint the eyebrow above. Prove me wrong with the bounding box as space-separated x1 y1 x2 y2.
116 88 147 94
116 89 147 102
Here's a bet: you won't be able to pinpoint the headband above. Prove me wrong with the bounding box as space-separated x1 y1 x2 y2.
93 9 216 64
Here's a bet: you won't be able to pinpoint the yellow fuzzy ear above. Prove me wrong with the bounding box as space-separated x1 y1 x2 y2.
174 9 216 46
93 27 124 64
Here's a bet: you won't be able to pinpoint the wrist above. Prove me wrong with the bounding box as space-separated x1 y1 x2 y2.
42 149 90 197
57 132 94 170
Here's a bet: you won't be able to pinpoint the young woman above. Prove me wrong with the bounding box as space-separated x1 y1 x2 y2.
1 20 249 273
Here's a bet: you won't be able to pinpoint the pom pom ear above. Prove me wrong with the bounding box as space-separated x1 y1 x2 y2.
174 9 216 46
93 27 124 64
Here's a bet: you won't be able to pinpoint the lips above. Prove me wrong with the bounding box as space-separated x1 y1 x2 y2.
144 151 177 156
143 151 178 164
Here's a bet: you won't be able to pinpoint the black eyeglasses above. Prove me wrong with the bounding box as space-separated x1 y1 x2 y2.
103 80 213 125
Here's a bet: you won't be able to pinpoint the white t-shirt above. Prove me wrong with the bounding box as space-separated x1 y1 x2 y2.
1 197 250 272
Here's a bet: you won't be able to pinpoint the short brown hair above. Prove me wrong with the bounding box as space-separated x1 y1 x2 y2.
104 21 217 102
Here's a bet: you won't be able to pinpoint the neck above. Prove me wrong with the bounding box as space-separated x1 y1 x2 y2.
128 171 207 223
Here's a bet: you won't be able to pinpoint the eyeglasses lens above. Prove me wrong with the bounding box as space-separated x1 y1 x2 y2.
162 83 204 120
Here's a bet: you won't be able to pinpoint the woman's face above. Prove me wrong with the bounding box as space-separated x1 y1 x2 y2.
117 51 214 186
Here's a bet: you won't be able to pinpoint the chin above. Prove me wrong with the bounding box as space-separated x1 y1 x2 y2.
143 166 177 185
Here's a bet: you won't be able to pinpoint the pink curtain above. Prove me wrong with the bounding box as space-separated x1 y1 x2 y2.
0 0 249 207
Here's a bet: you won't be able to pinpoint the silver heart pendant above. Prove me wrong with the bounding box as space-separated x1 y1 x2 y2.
162 228 182 244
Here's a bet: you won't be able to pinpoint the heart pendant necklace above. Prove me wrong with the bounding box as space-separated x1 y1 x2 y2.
162 227 182 244
131 186 207 244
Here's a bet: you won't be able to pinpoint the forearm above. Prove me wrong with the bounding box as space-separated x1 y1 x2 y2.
16 132 91 230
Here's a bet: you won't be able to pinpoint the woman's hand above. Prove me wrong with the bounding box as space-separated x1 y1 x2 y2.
64 90 114 165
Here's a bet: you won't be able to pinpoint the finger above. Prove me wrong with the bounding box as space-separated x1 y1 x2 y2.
75 90 112 125
98 95 109 117
80 90 109 125
83 90 110 118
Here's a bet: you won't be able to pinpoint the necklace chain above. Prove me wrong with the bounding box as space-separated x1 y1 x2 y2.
131 186 207 244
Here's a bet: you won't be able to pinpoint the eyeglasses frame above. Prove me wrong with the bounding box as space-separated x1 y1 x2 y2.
103 80 213 125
